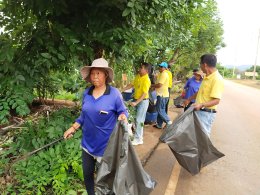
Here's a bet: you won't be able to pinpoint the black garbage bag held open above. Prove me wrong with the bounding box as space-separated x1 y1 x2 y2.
160 107 224 175
96 121 156 195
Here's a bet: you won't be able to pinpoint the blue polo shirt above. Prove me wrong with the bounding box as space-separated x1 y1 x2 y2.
184 76 202 103
76 85 128 156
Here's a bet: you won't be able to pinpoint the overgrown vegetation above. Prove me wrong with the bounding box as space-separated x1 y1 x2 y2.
0 108 86 194
0 0 224 124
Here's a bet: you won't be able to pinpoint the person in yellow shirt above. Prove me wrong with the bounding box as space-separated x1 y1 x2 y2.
165 65 173 113
151 62 172 129
184 54 224 137
122 62 151 145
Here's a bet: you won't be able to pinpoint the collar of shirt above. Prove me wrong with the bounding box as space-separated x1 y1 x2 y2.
87 84 111 95
204 70 218 80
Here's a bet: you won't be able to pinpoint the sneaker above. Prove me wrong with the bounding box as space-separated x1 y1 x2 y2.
131 139 143 146
164 121 173 129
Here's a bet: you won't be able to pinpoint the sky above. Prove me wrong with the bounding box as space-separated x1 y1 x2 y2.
216 0 260 66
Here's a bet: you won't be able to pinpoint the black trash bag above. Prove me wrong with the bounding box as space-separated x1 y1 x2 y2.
147 90 157 113
173 96 184 108
160 107 224 175
96 121 157 195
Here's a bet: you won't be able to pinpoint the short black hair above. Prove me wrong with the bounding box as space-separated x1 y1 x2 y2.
141 62 155 84
141 62 151 72
192 68 199 73
200 54 217 67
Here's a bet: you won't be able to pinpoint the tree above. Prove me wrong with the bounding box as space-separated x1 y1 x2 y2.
0 0 224 124
246 65 260 79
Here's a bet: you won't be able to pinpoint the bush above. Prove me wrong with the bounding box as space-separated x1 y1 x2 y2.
0 108 86 194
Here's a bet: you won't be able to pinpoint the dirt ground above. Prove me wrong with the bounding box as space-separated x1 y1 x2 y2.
230 79 260 89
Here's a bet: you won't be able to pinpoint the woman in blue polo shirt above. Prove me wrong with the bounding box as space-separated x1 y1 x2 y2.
64 58 128 195
183 69 203 111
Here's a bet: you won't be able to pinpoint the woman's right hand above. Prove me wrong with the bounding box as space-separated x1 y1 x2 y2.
63 127 76 139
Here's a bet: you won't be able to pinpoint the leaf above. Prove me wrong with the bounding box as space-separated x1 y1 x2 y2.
149 8 155 14
57 54 65 61
36 37 43 45
70 39 80 44
52 56 58 64
41 53 52 59
17 75 25 81
135 4 143 11
127 2 134 8
49 148 55 158
11 103 17 109
122 8 131 17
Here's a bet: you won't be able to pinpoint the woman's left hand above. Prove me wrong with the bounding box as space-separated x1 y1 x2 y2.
118 113 128 123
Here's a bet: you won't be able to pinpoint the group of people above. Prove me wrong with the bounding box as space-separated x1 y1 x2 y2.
63 54 224 194
122 61 173 146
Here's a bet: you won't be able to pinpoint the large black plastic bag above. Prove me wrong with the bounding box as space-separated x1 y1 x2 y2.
160 107 224 175
96 121 156 195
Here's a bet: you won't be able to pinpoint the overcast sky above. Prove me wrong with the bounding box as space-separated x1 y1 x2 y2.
216 0 260 66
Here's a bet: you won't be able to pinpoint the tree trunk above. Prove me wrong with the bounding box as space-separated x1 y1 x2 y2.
168 48 180 66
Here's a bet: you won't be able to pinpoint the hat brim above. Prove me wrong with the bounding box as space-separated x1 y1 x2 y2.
194 71 204 77
80 66 114 83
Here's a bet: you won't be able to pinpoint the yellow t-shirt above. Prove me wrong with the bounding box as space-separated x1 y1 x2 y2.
132 74 151 99
166 69 173 88
196 70 224 109
156 70 169 97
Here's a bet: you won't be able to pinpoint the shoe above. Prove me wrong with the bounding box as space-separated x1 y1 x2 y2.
153 124 162 129
165 121 172 128
162 122 172 130
131 139 143 146
167 121 172 125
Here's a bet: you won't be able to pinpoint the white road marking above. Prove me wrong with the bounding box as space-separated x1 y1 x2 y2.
164 162 181 195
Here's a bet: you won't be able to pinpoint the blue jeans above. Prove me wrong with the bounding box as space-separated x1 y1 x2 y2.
195 110 216 137
156 96 171 128
134 99 149 141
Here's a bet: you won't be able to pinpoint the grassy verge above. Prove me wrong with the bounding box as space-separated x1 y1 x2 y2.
229 79 260 90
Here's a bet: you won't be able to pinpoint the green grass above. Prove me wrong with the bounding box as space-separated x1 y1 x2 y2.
54 91 77 100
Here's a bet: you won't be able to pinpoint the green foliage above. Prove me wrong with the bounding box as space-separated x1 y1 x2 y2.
35 75 62 101
0 86 34 124
0 108 85 194
217 64 234 78
0 0 225 121
246 65 260 79
125 101 136 124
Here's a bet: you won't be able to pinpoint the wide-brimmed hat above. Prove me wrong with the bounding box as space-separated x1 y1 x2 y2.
193 70 204 78
80 58 114 83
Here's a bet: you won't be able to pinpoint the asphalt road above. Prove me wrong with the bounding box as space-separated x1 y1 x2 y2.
173 80 260 195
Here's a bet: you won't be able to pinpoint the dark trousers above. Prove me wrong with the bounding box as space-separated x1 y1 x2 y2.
82 150 96 195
